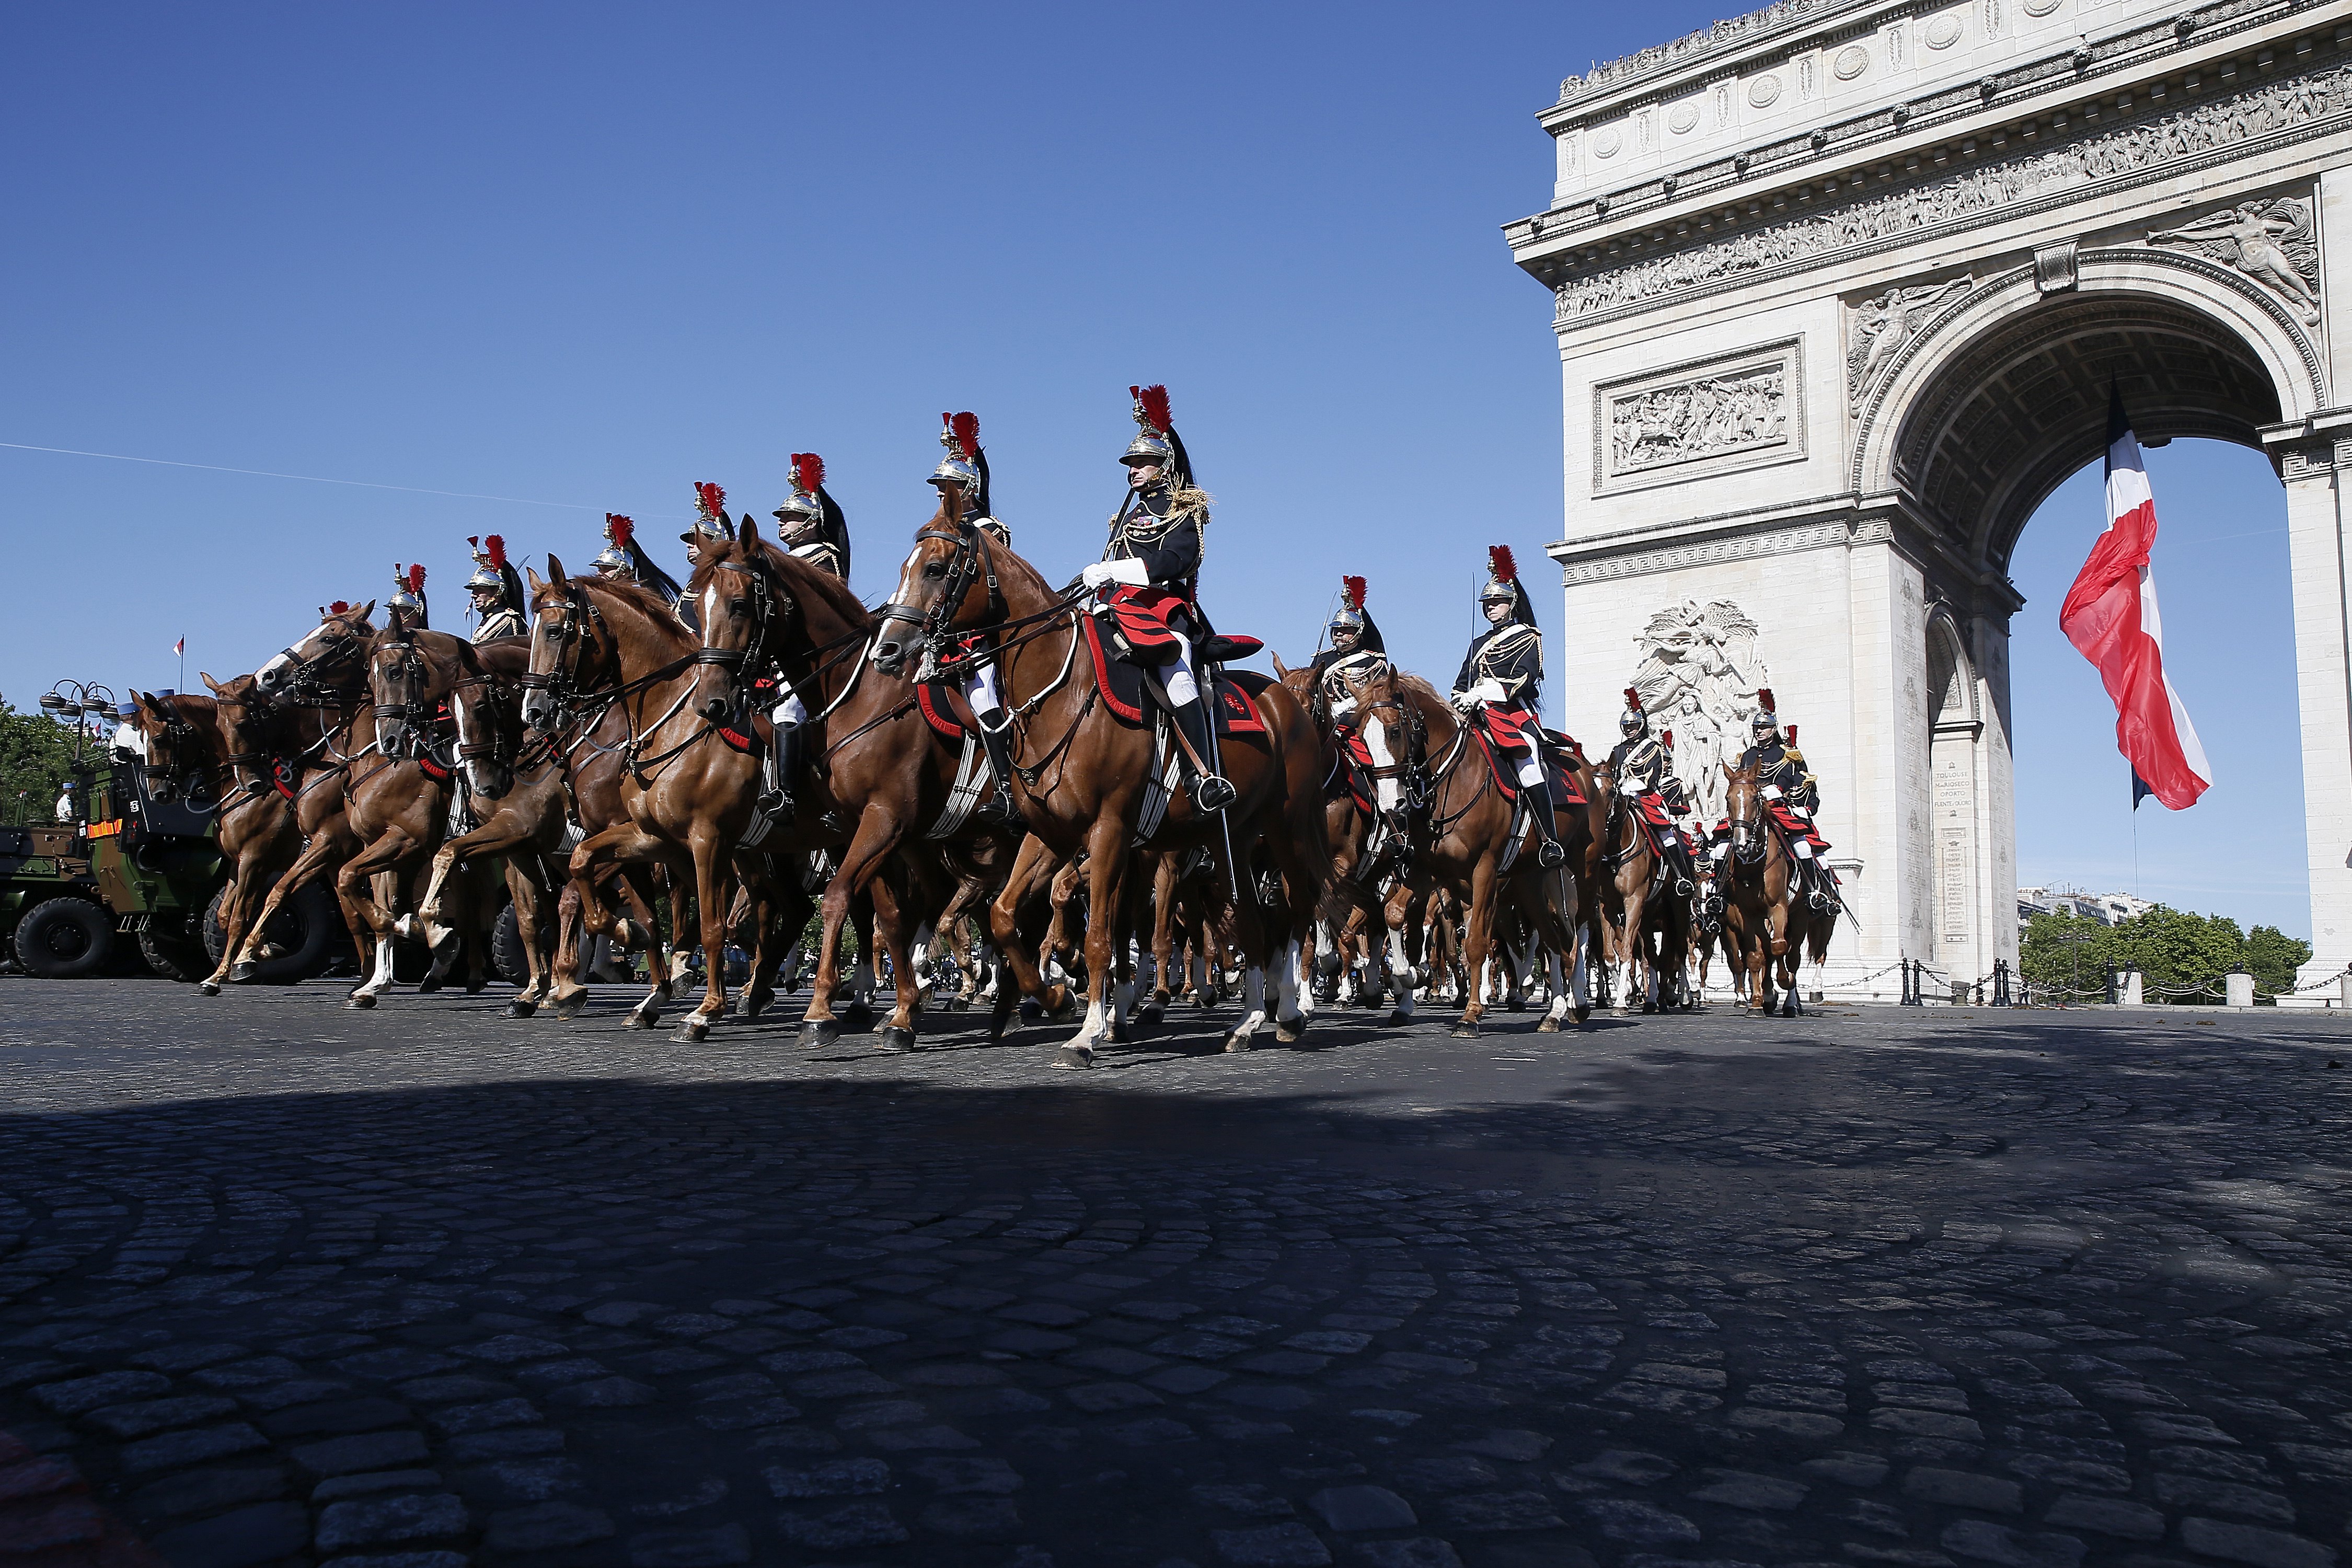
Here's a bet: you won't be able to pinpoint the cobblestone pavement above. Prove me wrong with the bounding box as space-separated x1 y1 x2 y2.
3 982 2351 1568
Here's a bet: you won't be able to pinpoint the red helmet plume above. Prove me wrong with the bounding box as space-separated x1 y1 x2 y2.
792 452 825 495
1623 686 1643 713
406 564 426 594
328 599 350 615
950 412 981 462
694 481 726 520
1342 575 1367 613
1755 687 1777 713
1488 544 1517 583
1130 384 1171 435
606 513 635 548
1785 724 1798 744
483 534 508 570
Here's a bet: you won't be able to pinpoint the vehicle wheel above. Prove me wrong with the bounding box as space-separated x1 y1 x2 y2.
493 904 530 987
205 882 343 984
137 923 210 983
17 898 113 978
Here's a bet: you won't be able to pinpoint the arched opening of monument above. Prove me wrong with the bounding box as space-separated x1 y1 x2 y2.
1889 289 2299 982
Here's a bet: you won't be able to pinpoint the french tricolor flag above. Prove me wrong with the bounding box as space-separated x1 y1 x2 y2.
2058 388 2212 810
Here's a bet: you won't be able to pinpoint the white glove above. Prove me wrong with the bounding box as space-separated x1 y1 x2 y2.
1082 558 1150 590
1468 678 1507 705
1449 690 1478 712
1761 785 1783 800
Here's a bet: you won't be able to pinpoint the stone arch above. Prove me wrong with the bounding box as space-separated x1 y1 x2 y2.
1853 251 2324 573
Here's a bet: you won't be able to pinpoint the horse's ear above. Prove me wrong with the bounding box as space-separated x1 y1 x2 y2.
547 553 568 586
137 691 174 721
1271 652 1292 679
1722 762 1736 779
354 599 376 624
526 564 546 594
739 511 763 548
202 672 227 696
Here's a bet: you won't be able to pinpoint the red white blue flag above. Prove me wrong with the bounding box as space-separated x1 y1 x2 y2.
172 636 185 657
2058 389 2211 810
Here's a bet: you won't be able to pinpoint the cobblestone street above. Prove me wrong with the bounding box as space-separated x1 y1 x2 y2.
2 982 2350 1568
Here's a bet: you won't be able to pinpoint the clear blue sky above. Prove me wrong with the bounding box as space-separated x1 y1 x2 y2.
0 3 2308 935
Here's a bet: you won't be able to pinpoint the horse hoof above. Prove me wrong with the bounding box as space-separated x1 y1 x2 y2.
1053 1045 1096 1070
1449 1020 1481 1039
1274 1015 1307 1044
799 1019 841 1048
1382 1010 1413 1028
671 1016 710 1044
1045 1000 1080 1027
626 1007 662 1031
417 975 443 995
876 1027 917 1054
1110 1022 1131 1044
347 993 377 1010
741 991 772 1020
1138 1004 1165 1027
504 999 537 1019
226 962 257 984
841 1004 875 1032
551 993 586 1021
197 980 222 997
1573 1006 1592 1024
1222 1034 1253 1053
1537 1017 1562 1033
466 979 487 996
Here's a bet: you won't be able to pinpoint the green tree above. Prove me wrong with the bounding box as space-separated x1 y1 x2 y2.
2108 905 2245 998
2243 924 2312 1000
2020 912 2116 996
0 701 81 825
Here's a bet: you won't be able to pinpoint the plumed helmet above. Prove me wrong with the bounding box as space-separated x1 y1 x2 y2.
465 536 523 618
775 453 826 529
684 481 729 544
1751 687 1779 731
1329 575 1368 636
387 563 427 622
1619 685 1647 734
1120 384 1195 490
1479 545 1538 627
931 413 983 496
593 513 636 576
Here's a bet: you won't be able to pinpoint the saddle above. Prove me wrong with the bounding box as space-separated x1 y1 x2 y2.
1079 614 1267 736
1467 724 1586 809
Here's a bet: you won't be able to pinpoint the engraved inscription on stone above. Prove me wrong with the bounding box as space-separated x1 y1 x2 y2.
2147 196 2321 324
1555 62 2352 320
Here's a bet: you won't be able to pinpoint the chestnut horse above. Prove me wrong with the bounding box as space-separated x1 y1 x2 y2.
1719 760 1831 1016
1588 760 1692 1014
1335 660 1587 1037
685 518 1025 1053
1273 655 1400 1016
870 507 1331 1068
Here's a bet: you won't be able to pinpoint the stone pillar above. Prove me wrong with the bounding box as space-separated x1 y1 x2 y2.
2283 442 2352 988
2226 971 2255 1010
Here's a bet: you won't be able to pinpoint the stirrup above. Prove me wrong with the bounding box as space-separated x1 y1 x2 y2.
755 788 793 823
976 785 1018 825
1675 875 1695 897
1537 838 1567 869
1194 773 1237 812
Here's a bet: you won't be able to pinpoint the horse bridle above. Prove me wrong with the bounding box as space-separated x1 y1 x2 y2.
1725 779 1767 864
139 703 212 803
518 590 610 730
879 521 1005 664
279 624 367 697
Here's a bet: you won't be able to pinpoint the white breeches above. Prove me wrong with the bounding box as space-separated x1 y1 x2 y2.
770 683 807 728
964 664 1002 718
1516 756 1543 789
1165 638 1201 708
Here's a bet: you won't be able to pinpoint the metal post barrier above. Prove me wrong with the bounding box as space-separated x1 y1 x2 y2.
1991 959 2012 1007
2104 961 2116 1006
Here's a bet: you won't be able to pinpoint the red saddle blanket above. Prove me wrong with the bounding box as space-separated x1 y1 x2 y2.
1470 724 1587 809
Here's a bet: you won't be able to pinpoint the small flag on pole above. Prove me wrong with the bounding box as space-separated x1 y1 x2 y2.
173 637 186 657
2058 387 2212 811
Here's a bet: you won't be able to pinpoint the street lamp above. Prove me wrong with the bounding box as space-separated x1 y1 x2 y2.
39 681 117 757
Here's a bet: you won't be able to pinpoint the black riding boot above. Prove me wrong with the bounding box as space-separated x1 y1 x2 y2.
1661 833 1697 897
974 708 1019 825
1527 791 1569 869
757 722 803 825
1173 698 1236 812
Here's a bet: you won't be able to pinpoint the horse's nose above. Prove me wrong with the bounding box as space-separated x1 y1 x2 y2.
698 694 730 722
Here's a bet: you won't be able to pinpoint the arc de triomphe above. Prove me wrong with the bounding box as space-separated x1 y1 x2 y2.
1506 0 2352 998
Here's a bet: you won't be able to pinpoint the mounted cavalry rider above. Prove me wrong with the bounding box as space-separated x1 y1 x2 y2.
1607 687 1699 896
675 481 731 630
1078 384 1233 812
753 454 852 826
465 535 526 643
1449 547 1566 870
1736 691 1837 910
926 413 1022 825
592 513 683 608
1310 575 1383 716
386 563 428 627
1311 575 1387 814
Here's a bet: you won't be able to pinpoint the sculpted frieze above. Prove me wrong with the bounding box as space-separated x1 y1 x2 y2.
1554 62 2352 322
1631 599 1776 827
2148 197 2321 323
1612 365 1789 473
1847 276 1975 414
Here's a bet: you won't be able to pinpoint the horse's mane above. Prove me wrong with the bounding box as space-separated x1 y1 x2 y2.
560 575 675 621
1390 670 1449 711
746 539 872 628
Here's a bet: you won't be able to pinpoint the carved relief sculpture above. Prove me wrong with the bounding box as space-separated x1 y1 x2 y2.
1611 366 1789 474
1847 276 1974 413
1555 62 2352 320
1630 599 1775 826
2147 197 2321 324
